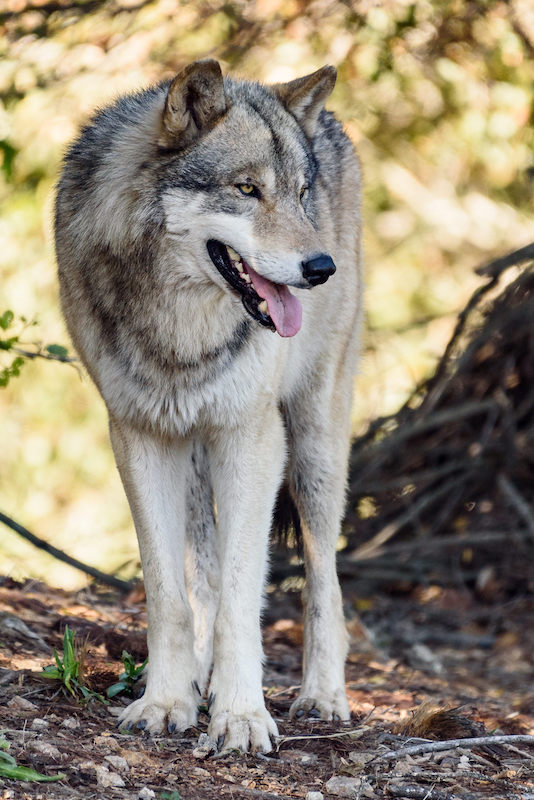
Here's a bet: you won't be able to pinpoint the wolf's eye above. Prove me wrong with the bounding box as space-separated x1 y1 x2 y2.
299 186 309 203
236 183 260 198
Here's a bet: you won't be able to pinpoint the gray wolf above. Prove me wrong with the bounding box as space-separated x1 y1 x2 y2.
55 59 363 753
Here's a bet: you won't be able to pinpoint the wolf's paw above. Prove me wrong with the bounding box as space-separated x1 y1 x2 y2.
289 690 350 722
209 708 278 754
117 694 198 735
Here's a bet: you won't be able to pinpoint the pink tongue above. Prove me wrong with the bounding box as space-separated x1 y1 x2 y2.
243 263 302 337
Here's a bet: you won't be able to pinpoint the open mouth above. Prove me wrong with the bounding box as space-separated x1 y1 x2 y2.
206 240 302 338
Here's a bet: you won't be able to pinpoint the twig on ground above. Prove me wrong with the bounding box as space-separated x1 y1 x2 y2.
377 734 534 762
386 786 458 800
276 715 374 751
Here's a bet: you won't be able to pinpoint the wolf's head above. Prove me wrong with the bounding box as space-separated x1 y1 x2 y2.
159 60 338 338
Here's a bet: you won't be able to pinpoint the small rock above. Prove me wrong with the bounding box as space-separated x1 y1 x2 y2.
306 792 324 800
7 695 38 711
120 749 146 767
138 789 156 800
348 751 375 770
282 749 319 765
105 754 129 772
0 668 18 685
325 775 374 798
94 735 121 752
192 767 210 778
192 732 217 758
30 718 49 732
95 765 126 788
61 717 80 729
408 643 444 674
0 614 48 650
79 760 98 769
28 741 61 760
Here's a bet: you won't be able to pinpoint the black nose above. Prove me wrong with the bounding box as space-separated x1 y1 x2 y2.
302 254 336 286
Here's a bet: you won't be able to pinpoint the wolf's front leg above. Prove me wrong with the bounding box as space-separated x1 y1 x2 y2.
207 405 286 753
109 421 198 735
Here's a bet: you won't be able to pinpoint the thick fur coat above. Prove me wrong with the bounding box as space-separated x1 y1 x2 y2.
56 60 363 753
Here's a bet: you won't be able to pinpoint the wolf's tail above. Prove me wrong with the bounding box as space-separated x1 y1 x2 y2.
272 482 302 549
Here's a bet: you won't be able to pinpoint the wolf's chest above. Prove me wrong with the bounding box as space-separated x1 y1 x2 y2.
95 319 281 436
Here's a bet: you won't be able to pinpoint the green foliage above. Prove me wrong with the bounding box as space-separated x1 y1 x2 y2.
106 650 148 698
0 309 71 387
160 792 182 800
0 311 14 331
0 310 23 387
0 141 17 181
41 625 107 704
0 732 65 783
44 344 69 359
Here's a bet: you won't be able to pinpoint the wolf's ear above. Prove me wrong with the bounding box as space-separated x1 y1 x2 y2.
272 66 337 137
159 59 227 149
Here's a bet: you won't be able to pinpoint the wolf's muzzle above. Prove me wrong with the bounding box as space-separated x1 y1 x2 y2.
302 254 336 286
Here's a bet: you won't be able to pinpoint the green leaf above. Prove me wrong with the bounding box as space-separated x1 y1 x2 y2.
0 734 65 782
120 651 147 681
41 665 62 680
106 681 127 698
133 657 148 678
0 141 17 181
45 344 69 359
0 750 16 767
0 336 18 350
0 763 66 782
0 310 14 331
121 651 135 675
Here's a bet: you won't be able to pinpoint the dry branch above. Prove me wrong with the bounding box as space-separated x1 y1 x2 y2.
378 734 534 762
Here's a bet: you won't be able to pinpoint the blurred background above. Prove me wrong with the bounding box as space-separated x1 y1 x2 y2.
1 0 533 588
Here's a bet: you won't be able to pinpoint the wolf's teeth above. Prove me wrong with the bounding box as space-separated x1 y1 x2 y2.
258 300 268 314
236 261 244 273
227 245 240 261
242 273 251 284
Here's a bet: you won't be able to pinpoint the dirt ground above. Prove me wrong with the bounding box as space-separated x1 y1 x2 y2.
1 574 534 800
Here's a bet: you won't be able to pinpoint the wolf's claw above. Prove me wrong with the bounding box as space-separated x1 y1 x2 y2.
209 709 278 754
117 694 198 736
289 691 350 722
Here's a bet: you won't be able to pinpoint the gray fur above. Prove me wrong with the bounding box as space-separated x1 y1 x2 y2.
56 60 363 753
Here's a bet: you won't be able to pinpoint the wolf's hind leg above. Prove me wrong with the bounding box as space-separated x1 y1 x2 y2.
284 390 352 722
109 420 198 735
185 440 219 695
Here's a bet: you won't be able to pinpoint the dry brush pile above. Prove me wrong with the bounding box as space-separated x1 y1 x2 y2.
343 242 534 594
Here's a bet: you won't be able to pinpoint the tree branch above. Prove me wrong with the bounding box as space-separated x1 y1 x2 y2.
0 511 133 593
